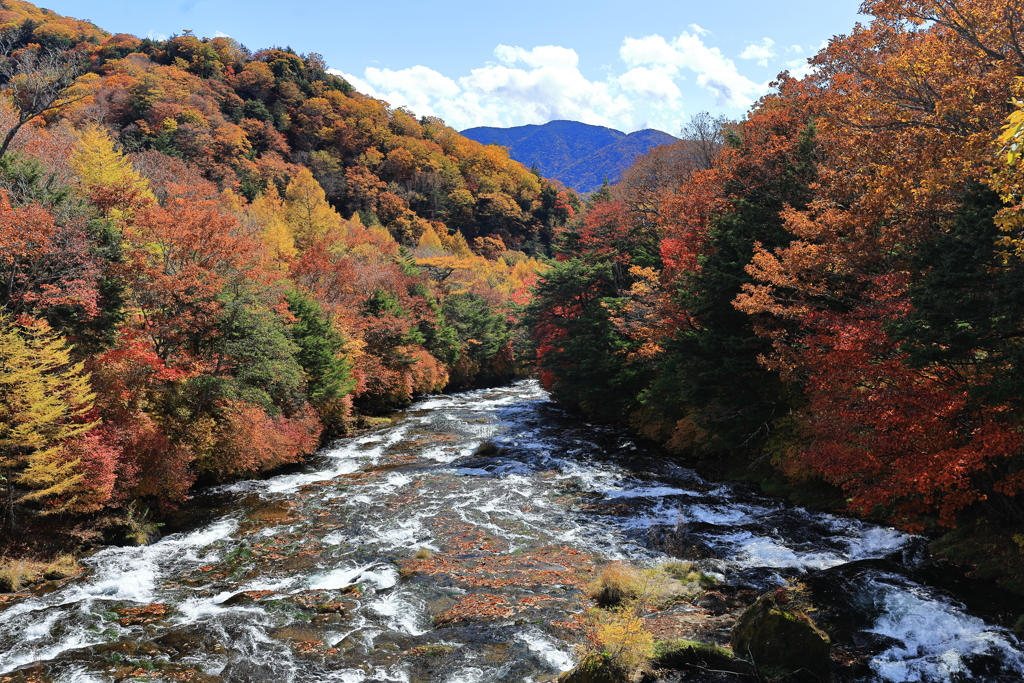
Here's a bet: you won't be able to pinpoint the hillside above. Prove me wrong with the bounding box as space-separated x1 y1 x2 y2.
0 0 582 527
461 120 678 192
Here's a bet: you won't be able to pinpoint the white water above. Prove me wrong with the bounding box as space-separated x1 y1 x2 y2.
1 381 1021 682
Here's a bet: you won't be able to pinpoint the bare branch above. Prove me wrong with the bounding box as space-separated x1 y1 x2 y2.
0 35 88 160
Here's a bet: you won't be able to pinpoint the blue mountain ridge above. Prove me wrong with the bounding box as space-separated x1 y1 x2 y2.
460 120 679 193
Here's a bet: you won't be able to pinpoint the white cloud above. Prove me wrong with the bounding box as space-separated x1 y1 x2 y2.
689 24 711 36
619 66 682 102
785 58 816 80
331 30 777 132
739 38 776 68
147 30 168 41
214 30 230 38
620 32 768 108
493 45 579 69
336 44 632 130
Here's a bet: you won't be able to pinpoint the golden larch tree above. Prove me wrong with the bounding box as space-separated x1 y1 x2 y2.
0 314 98 527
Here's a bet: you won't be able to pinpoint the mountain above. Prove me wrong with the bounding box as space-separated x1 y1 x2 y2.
460 120 679 193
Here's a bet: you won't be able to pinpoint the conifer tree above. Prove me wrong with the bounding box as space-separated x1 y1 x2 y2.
246 184 297 260
0 314 97 527
71 125 153 200
284 168 340 249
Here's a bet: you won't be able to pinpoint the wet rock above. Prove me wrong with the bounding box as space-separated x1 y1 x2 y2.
473 441 502 457
220 590 278 606
693 587 757 615
694 591 732 615
249 500 301 523
850 630 902 652
652 639 755 678
730 591 832 682
558 653 622 683
220 658 282 682
152 630 208 655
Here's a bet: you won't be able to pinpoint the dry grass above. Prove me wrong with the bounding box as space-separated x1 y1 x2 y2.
571 560 721 681
0 554 81 592
42 554 80 580
587 561 706 609
0 558 44 592
658 560 717 588
414 547 433 560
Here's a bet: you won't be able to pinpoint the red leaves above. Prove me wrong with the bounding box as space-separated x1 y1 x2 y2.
0 192 99 317
210 401 322 479
785 279 1023 529
117 196 266 365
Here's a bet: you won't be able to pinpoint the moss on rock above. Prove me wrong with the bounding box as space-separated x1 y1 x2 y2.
731 590 832 681
558 653 623 683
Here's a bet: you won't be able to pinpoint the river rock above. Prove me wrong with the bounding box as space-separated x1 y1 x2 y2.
730 591 832 681
557 654 622 683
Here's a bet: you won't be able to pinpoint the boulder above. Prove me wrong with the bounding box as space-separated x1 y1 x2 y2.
731 591 832 681
558 654 622 683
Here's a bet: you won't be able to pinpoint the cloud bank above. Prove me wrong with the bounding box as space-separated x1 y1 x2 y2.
332 31 820 133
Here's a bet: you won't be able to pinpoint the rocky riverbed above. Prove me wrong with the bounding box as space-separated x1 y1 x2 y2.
1 381 1023 682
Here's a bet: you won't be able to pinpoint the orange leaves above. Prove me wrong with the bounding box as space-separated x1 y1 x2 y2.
118 195 267 363
0 192 99 317
434 594 514 626
207 401 321 479
116 603 167 626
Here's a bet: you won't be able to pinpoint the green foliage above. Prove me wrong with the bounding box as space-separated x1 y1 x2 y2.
525 259 644 421
641 123 816 459
0 153 78 210
286 290 355 405
217 302 306 413
892 185 1024 409
442 292 511 367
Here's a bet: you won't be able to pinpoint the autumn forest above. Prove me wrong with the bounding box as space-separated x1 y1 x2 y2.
2 0 1024 603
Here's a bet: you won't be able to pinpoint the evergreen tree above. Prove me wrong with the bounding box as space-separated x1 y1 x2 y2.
286 290 355 408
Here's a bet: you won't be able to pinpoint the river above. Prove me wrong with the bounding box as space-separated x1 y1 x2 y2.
1 381 1023 682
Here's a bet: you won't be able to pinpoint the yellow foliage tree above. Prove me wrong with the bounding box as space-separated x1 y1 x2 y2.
71 124 153 198
993 87 1024 261
416 224 446 256
246 185 297 260
0 315 98 527
284 168 341 249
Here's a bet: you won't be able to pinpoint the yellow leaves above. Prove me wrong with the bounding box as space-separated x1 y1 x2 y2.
606 266 668 361
283 168 342 249
244 185 296 261
990 88 1024 261
999 107 1024 166
416 224 445 255
70 124 155 209
0 314 98 513
591 610 654 672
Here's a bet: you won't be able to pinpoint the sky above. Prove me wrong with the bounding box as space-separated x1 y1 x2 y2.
42 0 866 134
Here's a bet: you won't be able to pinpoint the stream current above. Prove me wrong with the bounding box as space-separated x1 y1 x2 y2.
1 381 1023 682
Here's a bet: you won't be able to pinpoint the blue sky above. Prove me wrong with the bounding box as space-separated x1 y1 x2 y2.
44 0 864 133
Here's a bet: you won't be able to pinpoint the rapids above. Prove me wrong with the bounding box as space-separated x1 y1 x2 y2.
1 381 1022 682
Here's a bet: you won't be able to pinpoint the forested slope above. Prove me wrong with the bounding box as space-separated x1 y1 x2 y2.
527 0 1024 584
461 120 678 192
0 0 581 531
